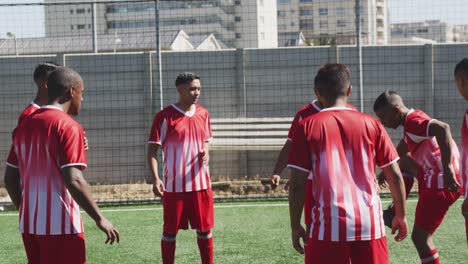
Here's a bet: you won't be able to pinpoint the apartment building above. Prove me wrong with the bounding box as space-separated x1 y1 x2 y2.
44 0 278 49
277 0 388 45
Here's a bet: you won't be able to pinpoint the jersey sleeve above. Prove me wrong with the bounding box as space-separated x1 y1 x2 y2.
205 112 213 142
405 111 432 138
58 122 87 170
6 144 18 168
287 123 312 172
148 112 166 145
375 121 399 168
287 112 302 141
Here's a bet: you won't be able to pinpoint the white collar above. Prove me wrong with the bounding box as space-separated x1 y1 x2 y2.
42 105 64 112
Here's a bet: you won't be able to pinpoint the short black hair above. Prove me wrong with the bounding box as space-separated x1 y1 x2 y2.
373 90 399 112
454 58 468 80
33 61 60 82
47 67 82 102
175 72 200 87
314 64 350 99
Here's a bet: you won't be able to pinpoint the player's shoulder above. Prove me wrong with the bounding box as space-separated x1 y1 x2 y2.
295 101 321 117
195 103 209 113
408 109 431 120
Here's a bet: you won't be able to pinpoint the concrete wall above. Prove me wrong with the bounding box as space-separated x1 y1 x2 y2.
1 44 467 186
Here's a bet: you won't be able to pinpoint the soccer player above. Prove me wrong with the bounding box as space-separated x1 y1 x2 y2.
454 57 468 240
374 91 462 263
18 62 59 124
288 64 408 264
147 73 214 264
4 67 119 264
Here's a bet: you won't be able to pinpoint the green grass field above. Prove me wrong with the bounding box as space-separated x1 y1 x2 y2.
0 199 467 263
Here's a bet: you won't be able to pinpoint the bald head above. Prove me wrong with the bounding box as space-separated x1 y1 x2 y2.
47 67 83 102
373 91 404 112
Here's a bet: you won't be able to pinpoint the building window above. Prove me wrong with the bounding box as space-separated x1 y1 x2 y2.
278 0 291 4
234 0 241 5
337 20 347 28
88 8 91 13
319 21 328 29
71 25 74 30
260 32 265 40
259 0 263 6
88 24 92 29
299 0 313 2
336 7 347 16
417 28 429 33
235 16 241 22
236 33 241 39
277 11 287 17
77 24 86 29
77 8 85 14
300 9 313 16
319 8 328 15
70 9 73 15
300 20 314 29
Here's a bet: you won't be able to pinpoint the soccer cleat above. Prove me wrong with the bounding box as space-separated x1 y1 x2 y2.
382 206 394 228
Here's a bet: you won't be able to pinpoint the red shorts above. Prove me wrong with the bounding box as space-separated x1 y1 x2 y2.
22 233 86 264
162 188 214 234
305 237 388 264
414 189 461 234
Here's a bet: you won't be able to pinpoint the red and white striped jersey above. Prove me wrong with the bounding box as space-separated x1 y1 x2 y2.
6 106 87 235
403 109 460 190
18 102 40 125
288 107 399 242
287 101 357 142
461 109 468 198
149 104 212 193
287 101 322 141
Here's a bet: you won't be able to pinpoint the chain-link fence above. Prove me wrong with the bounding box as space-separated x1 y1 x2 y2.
0 0 467 204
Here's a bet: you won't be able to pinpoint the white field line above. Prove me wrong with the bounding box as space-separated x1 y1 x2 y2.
0 198 464 217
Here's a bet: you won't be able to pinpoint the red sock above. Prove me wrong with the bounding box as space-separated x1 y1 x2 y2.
197 231 213 264
161 235 176 264
419 248 440 264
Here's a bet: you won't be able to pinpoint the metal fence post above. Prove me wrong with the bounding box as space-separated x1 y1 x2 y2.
424 44 435 117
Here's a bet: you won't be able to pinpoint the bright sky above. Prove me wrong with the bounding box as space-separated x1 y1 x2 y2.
0 0 467 38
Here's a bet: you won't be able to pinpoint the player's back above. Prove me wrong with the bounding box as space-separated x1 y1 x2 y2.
11 105 86 235
292 107 398 241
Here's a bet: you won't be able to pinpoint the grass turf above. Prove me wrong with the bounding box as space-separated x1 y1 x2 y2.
0 199 467 263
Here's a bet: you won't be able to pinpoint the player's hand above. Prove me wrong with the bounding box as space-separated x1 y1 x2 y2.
270 175 280 190
378 172 388 189
200 150 209 165
291 224 308 254
391 215 408 242
462 199 468 219
443 167 460 193
152 180 165 197
96 218 120 245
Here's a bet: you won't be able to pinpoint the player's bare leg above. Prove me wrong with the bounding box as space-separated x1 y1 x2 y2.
412 225 439 264
197 229 213 264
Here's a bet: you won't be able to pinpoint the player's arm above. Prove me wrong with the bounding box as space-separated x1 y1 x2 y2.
147 143 165 196
381 162 408 242
428 119 461 191
271 140 291 189
4 166 21 210
62 166 119 244
378 139 408 188
288 167 308 254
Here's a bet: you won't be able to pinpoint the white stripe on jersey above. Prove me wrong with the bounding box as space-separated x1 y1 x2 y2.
343 182 355 240
330 148 340 241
